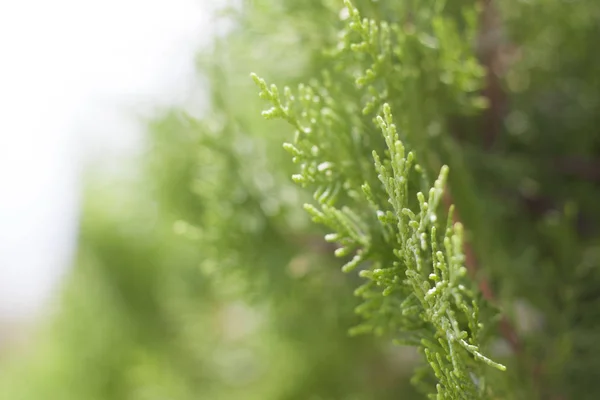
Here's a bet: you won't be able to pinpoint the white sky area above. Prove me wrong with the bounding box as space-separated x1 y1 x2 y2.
0 0 220 324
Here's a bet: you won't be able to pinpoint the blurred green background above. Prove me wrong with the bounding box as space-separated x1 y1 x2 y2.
1 0 600 399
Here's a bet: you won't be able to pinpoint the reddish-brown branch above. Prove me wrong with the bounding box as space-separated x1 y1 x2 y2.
552 156 600 182
478 0 507 150
478 0 523 150
471 0 527 354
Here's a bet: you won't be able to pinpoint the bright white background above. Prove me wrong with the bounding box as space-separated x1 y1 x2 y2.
0 0 219 326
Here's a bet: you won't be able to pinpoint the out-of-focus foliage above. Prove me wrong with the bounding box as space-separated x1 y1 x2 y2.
1 0 600 399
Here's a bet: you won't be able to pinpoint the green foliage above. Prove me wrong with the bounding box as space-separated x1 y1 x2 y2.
256 73 505 396
3 0 600 399
251 1 507 396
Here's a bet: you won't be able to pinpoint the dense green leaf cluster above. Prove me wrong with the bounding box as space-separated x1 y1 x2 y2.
252 1 507 396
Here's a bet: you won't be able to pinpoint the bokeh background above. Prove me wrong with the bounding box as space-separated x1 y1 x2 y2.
0 0 215 335
1 0 600 398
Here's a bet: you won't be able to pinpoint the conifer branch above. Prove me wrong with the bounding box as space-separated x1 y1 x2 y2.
252 84 506 397
251 1 508 396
